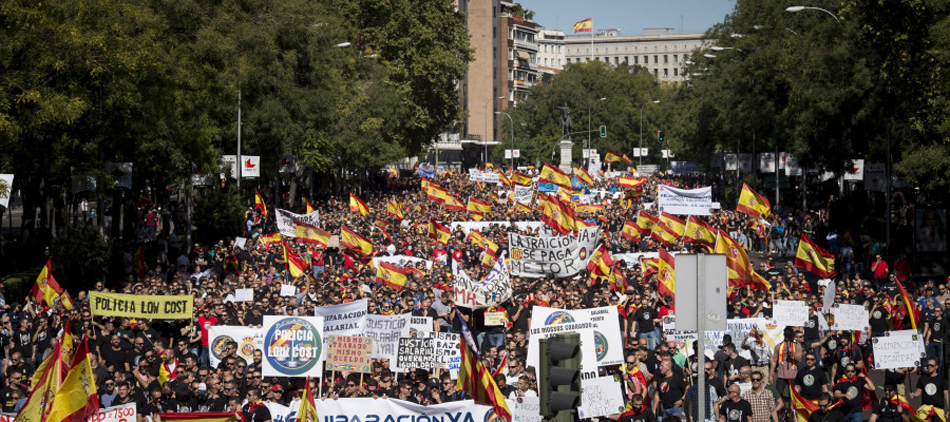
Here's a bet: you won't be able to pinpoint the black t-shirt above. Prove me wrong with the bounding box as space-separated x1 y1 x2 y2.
101 347 130 372
871 398 905 422
724 355 750 384
869 306 888 333
719 398 753 422
917 375 948 407
242 403 272 422
809 408 846 422
633 306 657 333
619 407 658 422
803 315 821 341
0 386 16 412
12 329 32 358
833 380 865 414
930 315 947 342
795 366 828 400
657 373 688 408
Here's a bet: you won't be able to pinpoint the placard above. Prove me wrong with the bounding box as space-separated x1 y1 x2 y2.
361 314 411 364
822 283 836 313
872 334 926 370
325 335 373 373
409 316 434 337
89 292 193 319
207 325 265 367
234 288 254 302
578 376 626 419
234 236 247 250
314 299 369 336
261 316 325 378
656 185 714 216
510 397 542 422
885 330 926 358
527 306 624 378
662 314 677 335
452 256 512 309
508 226 600 278
513 184 534 204
484 312 506 326
275 208 322 238
432 332 461 377
397 337 436 369
86 403 136 422
831 303 870 331
773 300 809 327
280 284 297 297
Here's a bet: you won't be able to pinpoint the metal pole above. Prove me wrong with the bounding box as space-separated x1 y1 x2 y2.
639 105 644 167
587 104 591 168
697 253 707 422
775 144 780 208
886 119 892 256
237 90 242 188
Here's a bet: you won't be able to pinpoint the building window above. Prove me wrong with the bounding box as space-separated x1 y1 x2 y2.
674 68 679 76
624 56 629 64
664 55 668 63
644 55 648 64
654 69 658 76
566 58 571 64
663 68 669 77
654 55 658 64
634 56 639 64
673 54 678 62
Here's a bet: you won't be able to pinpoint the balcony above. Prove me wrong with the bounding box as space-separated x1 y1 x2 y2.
513 38 539 51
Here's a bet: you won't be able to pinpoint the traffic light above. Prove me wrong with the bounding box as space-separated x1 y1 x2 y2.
600 125 607 137
658 130 665 142
539 332 582 422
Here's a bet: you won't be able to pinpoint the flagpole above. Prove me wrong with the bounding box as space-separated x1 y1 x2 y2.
590 19 594 61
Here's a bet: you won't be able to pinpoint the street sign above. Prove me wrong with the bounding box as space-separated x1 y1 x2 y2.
633 148 648 157
661 150 675 158
505 149 521 159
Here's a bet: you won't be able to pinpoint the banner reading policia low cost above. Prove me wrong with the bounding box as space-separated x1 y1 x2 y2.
89 292 193 319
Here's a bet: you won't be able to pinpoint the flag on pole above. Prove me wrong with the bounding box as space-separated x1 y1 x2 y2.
387 200 404 220
280 240 310 278
444 194 466 211
737 183 771 218
714 230 752 288
586 244 613 277
573 18 593 33
259 232 282 247
790 384 819 422
512 172 533 186
30 258 64 308
573 167 595 186
468 197 492 215
603 150 623 164
540 194 577 235
657 248 675 299
750 271 772 292
895 279 921 330
349 193 370 216
683 216 717 252
540 163 573 188
456 315 512 422
341 226 374 257
254 190 268 221
46 336 98 422
621 219 640 241
635 211 659 235
428 219 452 244
795 234 837 278
376 262 408 291
15 342 63 421
294 221 330 248
297 379 319 422
618 176 647 189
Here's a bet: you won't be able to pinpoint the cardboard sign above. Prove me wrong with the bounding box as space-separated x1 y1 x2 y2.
279 284 297 297
432 332 461 377
233 288 254 302
831 303 869 331
773 300 809 327
872 334 925 370
397 337 436 369
326 335 373 373
578 376 626 419
484 312 506 326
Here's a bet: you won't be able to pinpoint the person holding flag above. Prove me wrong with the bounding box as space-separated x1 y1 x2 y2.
832 363 874 422
808 393 846 422
909 358 948 422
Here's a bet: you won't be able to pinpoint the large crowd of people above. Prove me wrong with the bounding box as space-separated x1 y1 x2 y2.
1 169 947 422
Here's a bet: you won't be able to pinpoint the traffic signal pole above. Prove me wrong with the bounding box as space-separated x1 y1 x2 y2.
539 332 582 422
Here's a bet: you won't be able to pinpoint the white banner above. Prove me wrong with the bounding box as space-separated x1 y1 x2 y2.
657 185 714 216
844 159 865 181
513 184 534 204
207 325 264 368
86 403 136 422
508 226 600 278
361 313 411 364
314 299 368 336
703 318 785 361
451 255 512 308
469 171 500 183
373 255 434 270
449 221 545 235
578 376 626 419
261 316 325 378
275 208 322 238
315 398 494 422
831 303 869 331
527 306 624 378
872 334 926 370
773 300 809 327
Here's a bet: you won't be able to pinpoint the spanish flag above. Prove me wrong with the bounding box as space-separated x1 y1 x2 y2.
57 291 74 312
294 221 330 248
374 218 390 230
659 212 687 237
657 248 675 299
650 221 681 246
305 198 315 214
254 190 268 221
540 163 573 188
468 197 492 215
621 219 640 241
621 153 634 164
444 194 466 211
895 279 921 330
495 169 511 187
30 258 63 308
297 379 319 422
281 240 310 278
636 211 659 235
341 226 374 257
427 185 450 202
640 257 659 276
428 219 452 244
607 266 626 293
540 194 577 235
514 202 532 213
388 200 404 220
587 244 614 277
618 176 647 189
714 230 752 288
573 17 592 33
604 150 623 163
376 262 408 291
790 383 819 422
512 172 533 186
795 234 837 279
17 342 63 421
467 229 487 247
457 316 512 422
259 232 282 247
349 193 370 216
683 216 717 252
574 167 595 186
737 183 771 218
46 336 98 422
750 271 772 292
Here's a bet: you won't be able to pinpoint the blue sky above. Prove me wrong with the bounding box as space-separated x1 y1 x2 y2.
517 0 737 35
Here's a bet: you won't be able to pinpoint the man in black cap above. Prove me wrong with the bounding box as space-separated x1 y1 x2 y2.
869 384 909 422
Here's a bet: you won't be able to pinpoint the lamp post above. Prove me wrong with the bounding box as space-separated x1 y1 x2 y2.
587 97 607 167
785 6 842 24
638 100 660 167
496 111 515 170
484 96 506 164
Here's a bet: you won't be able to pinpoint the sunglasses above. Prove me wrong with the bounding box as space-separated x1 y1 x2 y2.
751 378 762 382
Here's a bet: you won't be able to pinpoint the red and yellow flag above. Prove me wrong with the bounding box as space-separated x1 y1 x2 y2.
657 248 675 299
895 279 921 330
635 211 659 234
495 169 511 187
387 200 404 220
457 318 512 422
790 383 819 422
540 194 577 235
341 226 374 257
618 176 646 189
259 232 282 247
586 244 614 277
305 199 315 214
427 184 450 202
349 193 370 216
659 212 687 237
428 219 451 244
604 150 623 163
280 240 310 278
444 194 466 211
17 342 63 421
573 167 594 186
640 257 659 276
750 271 772 292
46 336 98 422
540 163 573 188
621 219 640 241
573 18 592 33
297 379 319 422
254 190 268 221
376 262 408 291
468 197 492 215
795 234 837 279
683 216 717 252
30 258 64 308
650 221 681 246
514 202 532 214
737 183 771 218
294 221 330 249
512 172 533 186
714 230 752 288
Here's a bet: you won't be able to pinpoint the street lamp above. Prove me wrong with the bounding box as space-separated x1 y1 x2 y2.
484 95 506 163
703 53 717 59
587 97 607 166
334 42 352 48
638 100 661 167
785 6 841 25
496 111 515 170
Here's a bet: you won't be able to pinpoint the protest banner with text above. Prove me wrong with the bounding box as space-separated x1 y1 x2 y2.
89 292 193 319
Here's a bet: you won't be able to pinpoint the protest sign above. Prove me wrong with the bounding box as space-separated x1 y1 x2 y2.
314 299 368 336
280 284 297 297
485 311 506 326
509 226 600 278
432 331 461 377
469 171 500 183
409 316 434 337
773 300 809 327
264 402 295 422
703 318 784 360
86 403 136 422
361 313 411 364
261 316 325 378
397 337 436 369
233 288 254 302
510 397 543 422
234 236 247 249
89 292 193 319
275 208 321 238
831 303 870 331
0 175 13 209
885 330 926 358
657 185 714 216
315 398 494 422
527 306 623 377
207 325 264 367
513 184 534 204
872 334 925 370
663 314 677 335
325 335 373 373
587 306 624 367
823 283 836 313
452 256 512 308
578 376 626 419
